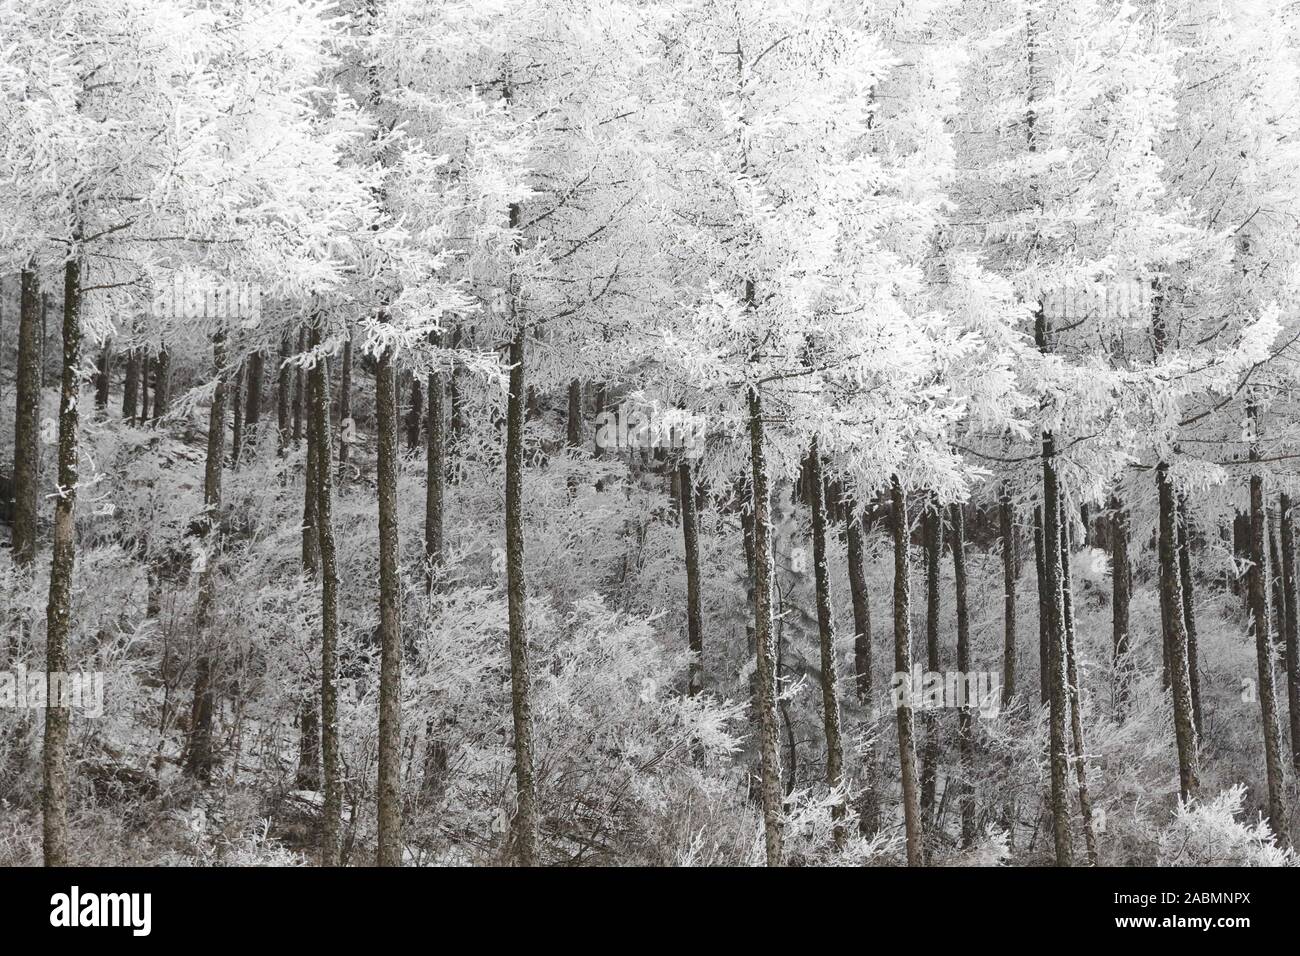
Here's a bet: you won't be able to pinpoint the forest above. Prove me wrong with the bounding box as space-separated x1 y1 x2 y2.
1 0 1299 869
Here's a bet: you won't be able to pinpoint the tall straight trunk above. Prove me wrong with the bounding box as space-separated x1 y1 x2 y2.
185 331 227 782
406 377 422 452
1178 497 1202 734
566 380 582 448
302 368 319 576
1059 503 1097 865
1034 504 1049 707
140 354 151 423
337 333 352 472
13 268 41 568
1036 303 1072 867
890 477 924 866
277 332 292 454
375 328 403 866
999 485 1016 707
920 501 942 819
1246 400 1287 833
122 347 139 422
94 338 110 411
292 327 305 446
230 359 245 469
747 385 784 866
152 346 169 422
1111 493 1132 720
679 459 703 697
43 251 83 867
1281 493 1300 770
1269 517 1285 688
807 438 844 829
949 503 976 848
245 349 264 456
425 349 445 590
846 507 877 835
504 322 540 865
1156 462 1200 801
307 327 341 866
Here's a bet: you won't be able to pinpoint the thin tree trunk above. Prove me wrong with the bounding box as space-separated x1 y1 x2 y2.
122 347 139 422
890 477 924 866
1246 399 1287 834
504 322 539 865
1178 497 1202 735
337 333 352 472
375 326 403 866
43 251 83 867
846 507 877 836
949 503 976 849
230 359 245 469
152 346 169 422
1281 492 1300 771
94 338 110 411
245 349 264 459
747 385 784 866
13 268 41 568
1059 503 1097 865
184 331 227 782
999 485 1016 707
406 377 422 452
292 327 305 446
920 501 942 820
307 326 341 866
679 459 703 697
1034 504 1049 707
277 332 292 454
425 348 445 590
1157 461 1200 802
1111 493 1131 720
807 438 844 837
566 379 582 448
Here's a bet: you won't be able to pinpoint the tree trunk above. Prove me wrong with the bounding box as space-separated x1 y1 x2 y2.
1156 461 1200 802
807 438 844 837
184 331 227 782
1281 493 1300 771
846 507 877 836
679 459 703 697
747 385 784 866
245 348 264 457
1034 504 1049 707
1178 497 1202 735
122 347 139 422
337 333 352 472
949 503 976 849
1246 399 1287 834
13 268 41 568
504 323 540 865
292 327 305 446
999 485 1016 707
94 338 110 411
920 501 942 820
307 326 341 866
43 252 83 867
1059 503 1097 864
890 477 924 866
152 346 169 422
406 377 422 452
375 328 403 866
230 359 245 469
566 379 582 448
425 351 445 590
277 332 292 454
1111 493 1131 720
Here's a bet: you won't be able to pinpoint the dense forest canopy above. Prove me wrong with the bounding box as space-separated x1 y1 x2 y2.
1 0 1299 867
